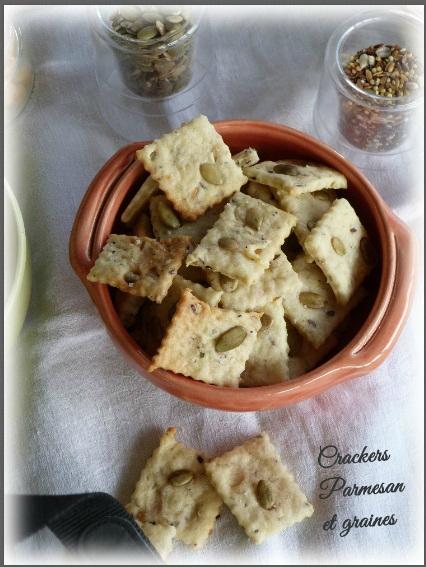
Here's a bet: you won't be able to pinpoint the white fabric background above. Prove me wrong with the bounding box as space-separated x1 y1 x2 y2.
5 5 424 565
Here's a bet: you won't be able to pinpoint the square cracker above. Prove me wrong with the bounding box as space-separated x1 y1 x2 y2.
286 320 338 379
150 289 262 387
150 194 223 245
281 253 367 348
149 274 223 335
127 428 222 550
186 192 296 285
303 198 374 304
241 299 290 387
127 517 176 561
136 115 247 221
243 159 347 197
205 433 314 544
275 190 336 246
87 235 190 303
220 252 294 312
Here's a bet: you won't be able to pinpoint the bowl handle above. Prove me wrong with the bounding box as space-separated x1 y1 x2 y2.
348 212 416 369
69 144 141 282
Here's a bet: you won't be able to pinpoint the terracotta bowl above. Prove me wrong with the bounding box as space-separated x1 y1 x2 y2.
69 120 415 411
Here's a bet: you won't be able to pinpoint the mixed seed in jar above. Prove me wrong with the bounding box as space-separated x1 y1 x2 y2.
107 5 194 98
339 43 423 152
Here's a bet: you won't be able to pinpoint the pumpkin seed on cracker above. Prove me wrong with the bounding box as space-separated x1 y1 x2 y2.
243 160 347 196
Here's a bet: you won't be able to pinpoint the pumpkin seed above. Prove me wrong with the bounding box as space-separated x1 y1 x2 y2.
215 326 247 353
360 237 375 265
156 20 165 36
273 163 299 176
315 190 332 201
158 200 181 228
200 163 224 185
124 271 140 284
218 237 238 252
251 185 272 202
169 469 194 486
299 291 325 309
166 15 184 25
245 207 263 230
331 236 346 256
261 314 272 328
137 26 158 41
256 480 274 510
219 274 238 293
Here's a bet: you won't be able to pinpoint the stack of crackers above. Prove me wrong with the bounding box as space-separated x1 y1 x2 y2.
126 428 314 559
88 115 376 386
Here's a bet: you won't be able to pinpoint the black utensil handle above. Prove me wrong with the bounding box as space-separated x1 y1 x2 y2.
11 492 162 563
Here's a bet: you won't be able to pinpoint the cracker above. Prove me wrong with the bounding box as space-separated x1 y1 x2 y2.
121 175 159 224
114 290 145 329
243 159 347 197
150 194 223 245
303 198 373 304
286 320 338 379
241 299 289 386
87 235 190 303
243 181 279 207
134 276 222 357
232 147 260 168
275 190 336 246
220 252 293 311
150 289 262 387
282 253 367 348
127 428 222 549
137 115 247 221
205 433 314 544
133 519 176 560
186 192 296 285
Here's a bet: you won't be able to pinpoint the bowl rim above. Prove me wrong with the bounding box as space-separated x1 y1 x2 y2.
5 178 28 318
70 119 415 410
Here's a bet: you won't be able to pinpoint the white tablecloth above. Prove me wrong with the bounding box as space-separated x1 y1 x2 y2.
6 5 424 565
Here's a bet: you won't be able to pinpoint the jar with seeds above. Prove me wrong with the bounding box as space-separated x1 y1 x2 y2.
314 10 423 165
93 5 200 99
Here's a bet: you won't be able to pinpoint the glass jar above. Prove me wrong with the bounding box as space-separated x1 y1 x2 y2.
4 23 34 122
90 5 211 138
313 9 423 168
93 6 200 98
